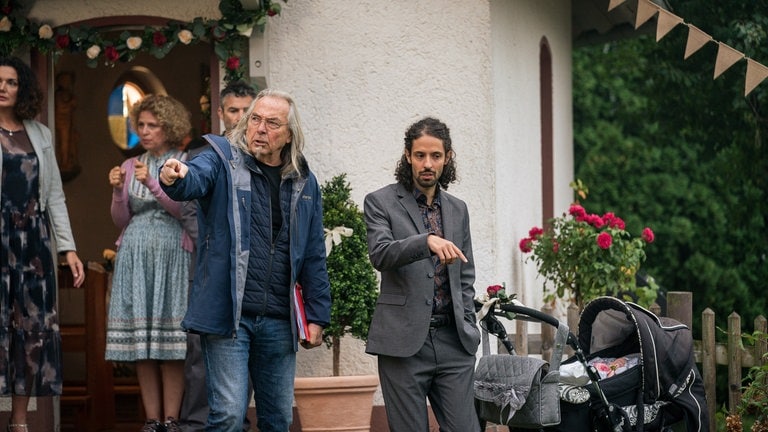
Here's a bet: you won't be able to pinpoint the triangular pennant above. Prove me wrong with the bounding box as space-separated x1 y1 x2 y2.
656 8 684 41
745 58 768 96
635 0 659 29
713 43 743 79
607 0 628 12
684 25 712 59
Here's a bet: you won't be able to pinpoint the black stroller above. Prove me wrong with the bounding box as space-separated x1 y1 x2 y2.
474 296 709 431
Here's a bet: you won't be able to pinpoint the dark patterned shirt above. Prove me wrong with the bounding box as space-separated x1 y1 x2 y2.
413 188 451 314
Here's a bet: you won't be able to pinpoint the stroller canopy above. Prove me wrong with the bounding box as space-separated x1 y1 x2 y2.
577 297 708 431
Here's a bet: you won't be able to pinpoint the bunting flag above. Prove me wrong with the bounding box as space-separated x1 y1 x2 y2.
623 0 768 96
745 59 768 96
713 43 744 79
607 0 628 12
683 25 712 60
635 0 659 30
656 8 683 42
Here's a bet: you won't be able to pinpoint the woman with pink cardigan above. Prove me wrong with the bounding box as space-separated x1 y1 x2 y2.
106 94 193 432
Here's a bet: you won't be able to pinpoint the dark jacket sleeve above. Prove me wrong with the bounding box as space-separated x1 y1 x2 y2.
297 177 332 328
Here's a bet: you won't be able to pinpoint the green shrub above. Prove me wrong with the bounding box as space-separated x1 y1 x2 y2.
320 174 379 375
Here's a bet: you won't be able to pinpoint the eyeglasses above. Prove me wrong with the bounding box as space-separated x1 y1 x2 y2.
249 114 286 130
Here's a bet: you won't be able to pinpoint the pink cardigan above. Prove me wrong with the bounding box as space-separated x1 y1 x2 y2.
110 156 194 252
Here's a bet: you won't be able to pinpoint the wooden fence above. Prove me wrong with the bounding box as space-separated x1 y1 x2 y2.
510 292 767 432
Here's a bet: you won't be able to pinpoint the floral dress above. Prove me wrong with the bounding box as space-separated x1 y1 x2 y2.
0 130 62 396
105 150 189 361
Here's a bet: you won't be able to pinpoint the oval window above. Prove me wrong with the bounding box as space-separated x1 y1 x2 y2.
107 81 144 152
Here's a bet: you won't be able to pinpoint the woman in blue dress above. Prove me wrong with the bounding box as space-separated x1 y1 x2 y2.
106 94 192 432
0 56 84 432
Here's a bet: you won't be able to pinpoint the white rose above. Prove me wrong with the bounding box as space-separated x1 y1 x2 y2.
126 36 142 50
0 16 13 32
177 29 193 45
86 45 101 59
38 24 53 39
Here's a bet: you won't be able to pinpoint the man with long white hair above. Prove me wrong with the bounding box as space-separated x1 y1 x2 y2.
159 89 331 431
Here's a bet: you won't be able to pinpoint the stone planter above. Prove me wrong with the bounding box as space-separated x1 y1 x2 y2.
294 375 379 431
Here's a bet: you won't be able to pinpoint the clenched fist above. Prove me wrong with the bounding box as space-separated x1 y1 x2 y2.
134 160 150 184
108 166 126 189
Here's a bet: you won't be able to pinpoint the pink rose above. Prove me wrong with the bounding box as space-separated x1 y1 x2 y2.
153 31 167 47
569 204 586 219
586 214 605 228
104 46 120 62
226 56 240 71
528 226 543 238
596 232 612 249
55 34 70 49
487 285 503 297
642 227 655 243
519 237 533 253
602 212 625 230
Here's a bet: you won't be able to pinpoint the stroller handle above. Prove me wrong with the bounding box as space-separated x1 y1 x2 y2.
498 302 581 349
495 302 560 329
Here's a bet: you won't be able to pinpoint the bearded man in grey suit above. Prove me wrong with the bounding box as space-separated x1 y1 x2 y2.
364 117 481 432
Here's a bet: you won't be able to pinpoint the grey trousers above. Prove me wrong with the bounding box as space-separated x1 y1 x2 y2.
377 325 480 432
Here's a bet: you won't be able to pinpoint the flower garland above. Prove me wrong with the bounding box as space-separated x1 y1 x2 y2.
0 0 282 83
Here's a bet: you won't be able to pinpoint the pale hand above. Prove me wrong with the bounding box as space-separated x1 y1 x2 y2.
65 251 85 288
160 158 188 186
427 234 467 265
300 323 324 349
108 166 125 189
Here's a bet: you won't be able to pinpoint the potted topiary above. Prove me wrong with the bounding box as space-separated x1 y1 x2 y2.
293 174 380 432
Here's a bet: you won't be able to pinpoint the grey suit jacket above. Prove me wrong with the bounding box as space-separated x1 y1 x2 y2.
363 183 480 357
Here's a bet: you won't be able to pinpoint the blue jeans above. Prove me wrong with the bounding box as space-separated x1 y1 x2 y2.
201 315 296 432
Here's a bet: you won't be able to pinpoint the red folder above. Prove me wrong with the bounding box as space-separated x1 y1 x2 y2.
294 283 309 341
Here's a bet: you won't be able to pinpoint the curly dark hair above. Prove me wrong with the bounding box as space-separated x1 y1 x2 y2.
0 56 43 120
394 117 457 191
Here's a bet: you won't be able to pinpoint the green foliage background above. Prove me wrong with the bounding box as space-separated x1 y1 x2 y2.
573 1 768 335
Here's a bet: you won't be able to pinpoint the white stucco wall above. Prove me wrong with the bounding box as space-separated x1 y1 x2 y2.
490 0 574 316
27 0 221 26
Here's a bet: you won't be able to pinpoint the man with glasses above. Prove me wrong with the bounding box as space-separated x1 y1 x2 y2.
179 80 257 432
160 89 331 431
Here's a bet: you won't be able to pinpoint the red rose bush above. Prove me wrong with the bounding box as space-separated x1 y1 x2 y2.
520 200 656 308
